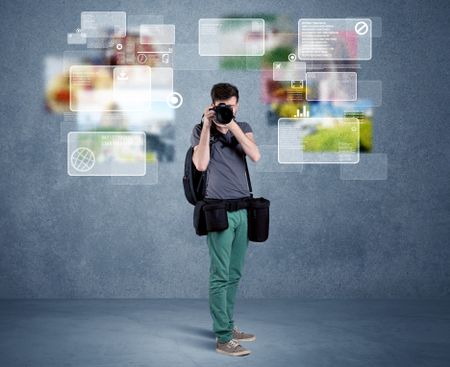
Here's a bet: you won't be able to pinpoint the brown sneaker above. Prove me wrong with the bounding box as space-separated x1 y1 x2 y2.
216 338 251 356
232 326 256 341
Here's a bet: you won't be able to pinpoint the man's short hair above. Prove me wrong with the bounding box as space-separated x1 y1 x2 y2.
210 83 239 103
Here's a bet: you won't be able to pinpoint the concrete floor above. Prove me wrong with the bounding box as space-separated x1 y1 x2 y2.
0 299 449 367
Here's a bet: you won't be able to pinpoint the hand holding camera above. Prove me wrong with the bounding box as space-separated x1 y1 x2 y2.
202 102 235 131
202 105 216 128
209 103 234 125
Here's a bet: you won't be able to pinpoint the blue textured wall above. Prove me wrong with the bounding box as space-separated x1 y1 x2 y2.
1 0 449 298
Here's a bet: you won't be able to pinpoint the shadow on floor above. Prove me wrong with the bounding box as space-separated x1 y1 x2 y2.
174 324 217 351
176 324 216 339
181 337 215 351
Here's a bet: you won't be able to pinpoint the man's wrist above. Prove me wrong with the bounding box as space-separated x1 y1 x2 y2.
202 117 211 128
228 120 238 129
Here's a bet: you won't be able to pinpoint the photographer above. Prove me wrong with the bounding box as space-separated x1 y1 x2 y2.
191 83 260 357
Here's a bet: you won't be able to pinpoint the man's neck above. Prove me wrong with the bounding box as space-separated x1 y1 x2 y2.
215 124 229 135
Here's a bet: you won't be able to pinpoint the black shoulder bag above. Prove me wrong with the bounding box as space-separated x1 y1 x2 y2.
242 153 270 243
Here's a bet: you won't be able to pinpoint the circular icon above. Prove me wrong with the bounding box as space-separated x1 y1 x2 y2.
137 54 147 64
71 147 95 172
355 21 369 36
166 92 183 109
288 53 297 62
116 43 123 50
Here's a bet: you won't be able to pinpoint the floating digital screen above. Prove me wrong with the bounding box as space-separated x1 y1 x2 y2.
67 132 146 176
69 65 151 112
67 32 87 45
273 62 306 81
340 153 388 180
199 18 265 56
81 11 127 38
306 72 357 101
298 18 372 60
140 24 175 44
278 117 360 164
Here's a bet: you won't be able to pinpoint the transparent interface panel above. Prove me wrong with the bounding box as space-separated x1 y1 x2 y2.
67 132 146 176
357 80 382 107
67 32 87 45
278 118 360 164
199 18 265 56
173 44 219 70
110 161 158 186
127 14 164 28
306 72 357 101
69 65 151 112
272 62 306 81
81 11 127 38
140 24 175 44
340 153 388 180
255 145 304 173
298 18 372 60
150 67 173 102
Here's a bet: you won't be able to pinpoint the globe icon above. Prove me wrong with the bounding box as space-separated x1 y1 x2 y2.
71 147 95 172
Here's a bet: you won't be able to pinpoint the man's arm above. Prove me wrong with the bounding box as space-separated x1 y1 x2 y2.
227 121 261 162
192 125 210 172
192 106 215 171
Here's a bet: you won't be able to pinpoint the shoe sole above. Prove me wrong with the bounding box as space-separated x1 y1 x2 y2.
236 336 256 342
216 348 251 357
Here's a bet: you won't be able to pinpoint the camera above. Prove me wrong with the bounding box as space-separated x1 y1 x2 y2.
209 103 234 125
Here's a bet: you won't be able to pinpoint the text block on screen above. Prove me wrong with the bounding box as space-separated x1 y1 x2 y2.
81 11 126 38
298 18 372 60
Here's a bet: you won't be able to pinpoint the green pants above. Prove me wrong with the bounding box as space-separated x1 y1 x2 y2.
207 208 249 343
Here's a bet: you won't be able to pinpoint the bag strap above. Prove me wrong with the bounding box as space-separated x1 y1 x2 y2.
243 155 253 198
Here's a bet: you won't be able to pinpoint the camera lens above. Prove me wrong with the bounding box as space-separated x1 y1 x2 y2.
214 104 234 124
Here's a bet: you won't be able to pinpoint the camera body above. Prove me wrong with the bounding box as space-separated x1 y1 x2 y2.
209 103 234 125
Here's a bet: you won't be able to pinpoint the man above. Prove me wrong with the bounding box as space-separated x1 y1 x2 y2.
191 83 261 356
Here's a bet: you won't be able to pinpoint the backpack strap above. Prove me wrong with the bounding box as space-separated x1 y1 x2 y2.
197 116 219 198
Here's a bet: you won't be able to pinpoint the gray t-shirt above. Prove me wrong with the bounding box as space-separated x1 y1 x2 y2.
190 121 253 199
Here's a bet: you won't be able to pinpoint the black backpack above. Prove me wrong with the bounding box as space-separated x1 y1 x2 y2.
183 123 252 205
183 123 216 205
